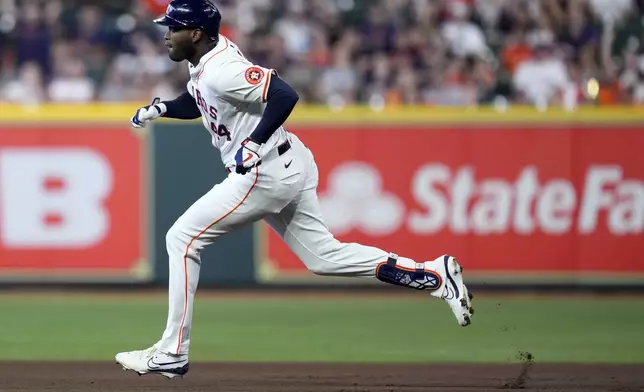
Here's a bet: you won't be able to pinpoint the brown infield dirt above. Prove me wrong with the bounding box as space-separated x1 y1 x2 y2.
0 362 642 392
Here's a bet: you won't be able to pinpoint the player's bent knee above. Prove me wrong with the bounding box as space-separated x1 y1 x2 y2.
305 258 345 276
376 254 441 290
165 221 190 247
307 264 333 276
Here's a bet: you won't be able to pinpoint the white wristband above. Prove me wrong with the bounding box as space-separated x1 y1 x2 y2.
155 102 167 115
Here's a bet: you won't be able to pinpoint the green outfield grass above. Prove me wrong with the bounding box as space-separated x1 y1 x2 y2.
0 292 642 364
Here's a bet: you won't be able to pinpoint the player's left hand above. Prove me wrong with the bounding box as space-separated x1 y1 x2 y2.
234 138 262 175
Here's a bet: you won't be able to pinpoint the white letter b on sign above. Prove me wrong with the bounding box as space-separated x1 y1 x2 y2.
0 148 113 248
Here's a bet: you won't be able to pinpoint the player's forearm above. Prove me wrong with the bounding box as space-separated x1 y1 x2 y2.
162 91 202 120
249 76 299 144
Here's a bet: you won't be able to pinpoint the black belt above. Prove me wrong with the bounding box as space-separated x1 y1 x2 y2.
277 140 291 156
227 140 291 173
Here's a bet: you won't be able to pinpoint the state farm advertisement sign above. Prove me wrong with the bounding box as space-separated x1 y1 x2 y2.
261 126 644 281
0 126 146 279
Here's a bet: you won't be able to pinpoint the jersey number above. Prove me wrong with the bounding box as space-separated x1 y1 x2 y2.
210 122 231 141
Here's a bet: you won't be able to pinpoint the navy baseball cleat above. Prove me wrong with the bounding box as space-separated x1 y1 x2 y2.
116 347 189 379
430 255 474 326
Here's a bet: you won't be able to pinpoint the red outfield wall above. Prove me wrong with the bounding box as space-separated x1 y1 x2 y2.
1 105 643 286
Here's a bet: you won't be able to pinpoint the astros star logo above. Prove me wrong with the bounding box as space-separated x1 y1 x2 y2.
245 67 265 85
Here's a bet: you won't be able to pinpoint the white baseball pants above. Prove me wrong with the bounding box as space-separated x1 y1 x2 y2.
155 134 428 355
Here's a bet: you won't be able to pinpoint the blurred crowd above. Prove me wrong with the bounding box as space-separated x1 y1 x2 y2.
1 0 644 108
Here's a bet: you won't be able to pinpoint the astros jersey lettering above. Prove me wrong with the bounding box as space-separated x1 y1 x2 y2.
186 35 289 168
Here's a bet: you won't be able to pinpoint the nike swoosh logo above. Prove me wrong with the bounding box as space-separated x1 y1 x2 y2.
445 284 456 300
243 153 254 163
147 357 186 369
285 159 293 168
444 255 460 299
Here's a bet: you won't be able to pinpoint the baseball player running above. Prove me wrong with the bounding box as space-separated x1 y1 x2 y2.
116 0 474 379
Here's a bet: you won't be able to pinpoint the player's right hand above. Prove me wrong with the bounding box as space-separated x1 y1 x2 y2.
131 97 166 129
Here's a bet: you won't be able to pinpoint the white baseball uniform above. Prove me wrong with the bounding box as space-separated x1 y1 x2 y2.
154 35 436 355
